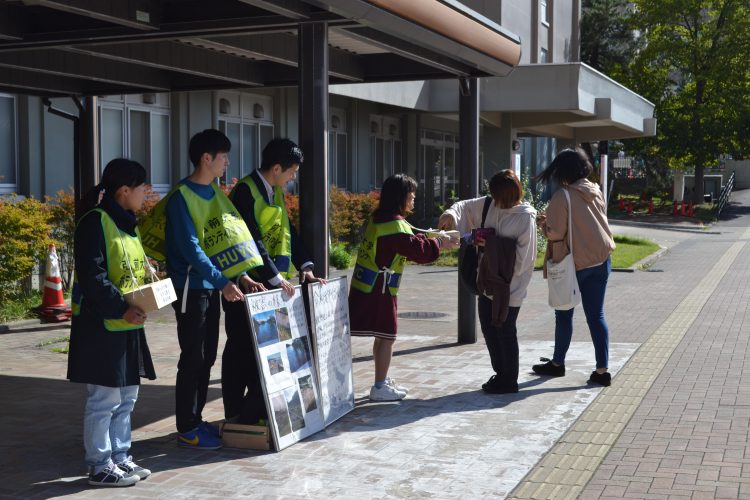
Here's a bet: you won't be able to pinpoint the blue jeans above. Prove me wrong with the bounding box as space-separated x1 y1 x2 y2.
552 257 611 369
83 384 139 474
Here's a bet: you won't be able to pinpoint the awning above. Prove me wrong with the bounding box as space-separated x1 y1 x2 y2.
0 0 521 96
331 62 656 141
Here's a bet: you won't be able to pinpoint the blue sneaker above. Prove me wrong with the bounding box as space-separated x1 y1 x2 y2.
177 426 222 450
199 421 221 438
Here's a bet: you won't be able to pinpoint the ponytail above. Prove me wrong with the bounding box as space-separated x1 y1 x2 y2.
76 158 147 222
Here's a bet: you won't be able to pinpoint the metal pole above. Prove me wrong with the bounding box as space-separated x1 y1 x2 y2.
298 22 329 278
457 77 480 344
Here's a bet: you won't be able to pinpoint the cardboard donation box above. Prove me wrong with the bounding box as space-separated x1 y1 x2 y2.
124 278 177 312
221 420 271 450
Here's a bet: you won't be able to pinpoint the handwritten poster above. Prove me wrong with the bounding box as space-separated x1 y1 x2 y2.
245 287 325 451
308 277 355 426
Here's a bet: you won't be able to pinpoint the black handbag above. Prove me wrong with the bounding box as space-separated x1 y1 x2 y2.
458 196 492 294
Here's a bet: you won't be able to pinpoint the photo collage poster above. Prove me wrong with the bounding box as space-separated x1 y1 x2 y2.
308 277 355 426
245 287 325 451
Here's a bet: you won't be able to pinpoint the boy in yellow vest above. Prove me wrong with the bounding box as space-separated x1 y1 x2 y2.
225 138 325 423
165 129 266 449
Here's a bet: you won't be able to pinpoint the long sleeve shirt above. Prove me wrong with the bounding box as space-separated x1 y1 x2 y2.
165 179 230 290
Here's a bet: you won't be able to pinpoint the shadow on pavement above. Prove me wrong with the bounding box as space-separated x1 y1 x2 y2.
326 377 588 434
0 374 228 497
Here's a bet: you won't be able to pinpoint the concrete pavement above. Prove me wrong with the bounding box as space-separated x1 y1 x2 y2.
1 191 750 499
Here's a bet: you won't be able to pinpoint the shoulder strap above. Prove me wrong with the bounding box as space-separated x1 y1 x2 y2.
563 189 573 255
480 196 492 228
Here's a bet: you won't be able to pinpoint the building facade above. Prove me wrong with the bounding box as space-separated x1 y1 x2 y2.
2 0 653 225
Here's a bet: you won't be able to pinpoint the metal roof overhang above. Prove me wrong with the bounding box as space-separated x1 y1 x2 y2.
0 0 521 97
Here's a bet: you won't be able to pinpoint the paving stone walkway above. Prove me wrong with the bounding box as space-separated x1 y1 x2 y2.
2 190 750 499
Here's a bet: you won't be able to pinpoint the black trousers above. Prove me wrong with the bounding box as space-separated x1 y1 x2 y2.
221 296 266 423
173 289 220 433
477 297 520 385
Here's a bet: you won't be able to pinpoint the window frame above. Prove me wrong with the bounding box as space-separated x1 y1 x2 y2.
98 97 172 194
0 93 19 194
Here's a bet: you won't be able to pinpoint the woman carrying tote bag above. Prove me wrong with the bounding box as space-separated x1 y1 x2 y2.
533 149 616 387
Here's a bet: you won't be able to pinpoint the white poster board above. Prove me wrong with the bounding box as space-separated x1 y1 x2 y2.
308 277 355 426
245 287 325 451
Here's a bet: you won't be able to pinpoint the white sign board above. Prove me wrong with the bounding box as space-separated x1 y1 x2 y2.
245 287 325 451
308 277 355 426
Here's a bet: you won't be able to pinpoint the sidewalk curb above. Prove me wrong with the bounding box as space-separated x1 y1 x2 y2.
0 317 69 333
630 246 668 270
609 219 719 234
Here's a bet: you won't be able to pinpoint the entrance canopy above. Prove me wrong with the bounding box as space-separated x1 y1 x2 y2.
0 0 521 96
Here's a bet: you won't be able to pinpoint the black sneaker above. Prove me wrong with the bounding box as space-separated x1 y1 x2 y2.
532 357 565 376
481 375 498 391
88 463 139 487
587 371 611 387
115 456 151 480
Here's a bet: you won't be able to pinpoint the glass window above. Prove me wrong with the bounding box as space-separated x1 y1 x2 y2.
225 121 241 184
540 48 549 63
242 123 258 173
540 0 549 24
260 124 274 153
336 134 347 188
150 114 170 185
0 96 16 186
129 110 149 174
100 108 123 169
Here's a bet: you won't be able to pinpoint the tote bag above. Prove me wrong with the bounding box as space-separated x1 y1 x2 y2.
547 189 581 310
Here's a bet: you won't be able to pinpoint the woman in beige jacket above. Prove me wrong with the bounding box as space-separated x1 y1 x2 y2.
533 149 616 386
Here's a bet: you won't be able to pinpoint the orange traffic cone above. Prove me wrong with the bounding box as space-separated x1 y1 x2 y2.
34 244 72 322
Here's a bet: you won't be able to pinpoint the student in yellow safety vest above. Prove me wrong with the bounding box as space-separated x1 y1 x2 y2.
225 137 325 424
349 174 458 402
164 129 266 449
67 158 155 487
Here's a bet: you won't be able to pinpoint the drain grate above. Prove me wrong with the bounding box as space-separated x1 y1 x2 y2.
398 311 448 319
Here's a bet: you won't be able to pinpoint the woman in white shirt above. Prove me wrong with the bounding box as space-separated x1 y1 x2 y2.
439 170 537 393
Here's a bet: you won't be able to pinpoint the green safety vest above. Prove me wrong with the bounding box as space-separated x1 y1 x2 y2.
178 182 263 278
72 208 147 332
350 218 413 296
233 176 293 278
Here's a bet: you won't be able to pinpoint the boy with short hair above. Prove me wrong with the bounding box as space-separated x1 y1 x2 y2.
222 138 325 423
165 129 266 448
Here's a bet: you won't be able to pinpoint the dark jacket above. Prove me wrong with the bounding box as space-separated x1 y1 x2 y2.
230 170 313 281
477 235 517 326
67 194 156 387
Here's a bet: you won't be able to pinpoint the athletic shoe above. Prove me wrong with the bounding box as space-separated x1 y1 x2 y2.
199 420 221 438
587 371 611 387
115 456 151 480
88 462 139 487
532 357 565 376
385 377 409 394
177 426 223 449
369 383 406 401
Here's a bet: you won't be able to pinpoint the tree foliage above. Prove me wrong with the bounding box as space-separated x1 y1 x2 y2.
581 0 640 78
626 0 750 202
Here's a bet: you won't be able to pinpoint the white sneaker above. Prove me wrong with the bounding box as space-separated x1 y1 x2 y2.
385 377 409 394
116 456 151 480
369 383 407 401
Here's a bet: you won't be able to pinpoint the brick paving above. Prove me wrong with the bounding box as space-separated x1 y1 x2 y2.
1 190 749 499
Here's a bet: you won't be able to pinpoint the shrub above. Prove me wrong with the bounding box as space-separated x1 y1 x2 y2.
329 186 379 249
285 192 300 228
329 243 352 270
0 195 55 303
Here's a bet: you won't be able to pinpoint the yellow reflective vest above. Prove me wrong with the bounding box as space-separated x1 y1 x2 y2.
72 208 146 332
351 218 413 296
178 182 263 278
233 176 293 278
